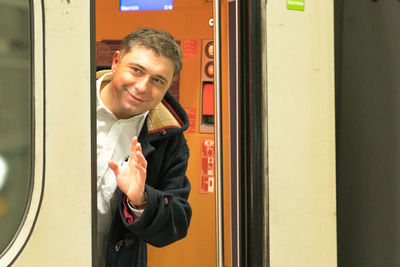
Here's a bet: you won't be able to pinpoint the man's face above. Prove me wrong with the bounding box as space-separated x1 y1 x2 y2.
109 45 175 119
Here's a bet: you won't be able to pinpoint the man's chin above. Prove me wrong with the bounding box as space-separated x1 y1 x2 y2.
125 107 144 117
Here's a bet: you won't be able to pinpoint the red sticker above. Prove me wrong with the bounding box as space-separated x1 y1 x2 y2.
182 40 199 59
200 139 215 194
184 108 196 133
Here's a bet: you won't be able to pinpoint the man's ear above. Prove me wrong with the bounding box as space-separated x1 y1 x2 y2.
111 50 121 72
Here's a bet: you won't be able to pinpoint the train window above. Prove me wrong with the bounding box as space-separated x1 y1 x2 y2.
0 0 33 259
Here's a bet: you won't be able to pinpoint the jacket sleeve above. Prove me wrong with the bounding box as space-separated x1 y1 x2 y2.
117 138 192 247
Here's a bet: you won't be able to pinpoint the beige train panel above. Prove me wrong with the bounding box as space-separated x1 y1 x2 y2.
14 1 93 266
266 1 337 267
0 1 44 265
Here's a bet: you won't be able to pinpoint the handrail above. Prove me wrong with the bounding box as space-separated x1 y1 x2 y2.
213 0 224 266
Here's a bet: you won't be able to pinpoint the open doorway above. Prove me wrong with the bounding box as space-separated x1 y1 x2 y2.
95 1 232 266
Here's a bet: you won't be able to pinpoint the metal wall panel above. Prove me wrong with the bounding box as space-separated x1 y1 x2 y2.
336 1 400 266
267 1 337 266
13 0 93 266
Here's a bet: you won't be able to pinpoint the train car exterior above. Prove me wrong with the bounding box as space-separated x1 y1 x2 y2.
0 0 340 266
0 0 94 266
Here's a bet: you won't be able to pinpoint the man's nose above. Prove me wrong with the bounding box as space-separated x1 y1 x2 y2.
135 76 150 93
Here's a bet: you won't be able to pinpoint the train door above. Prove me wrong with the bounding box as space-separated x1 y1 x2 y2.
96 1 232 266
236 1 338 266
0 0 95 266
264 2 337 266
336 1 400 266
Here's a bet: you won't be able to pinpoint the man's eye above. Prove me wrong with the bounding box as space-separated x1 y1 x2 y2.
152 77 165 85
131 67 142 74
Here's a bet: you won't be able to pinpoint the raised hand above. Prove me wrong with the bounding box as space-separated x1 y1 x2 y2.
108 136 147 206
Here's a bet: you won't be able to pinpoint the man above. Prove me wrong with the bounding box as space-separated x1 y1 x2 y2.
96 28 191 267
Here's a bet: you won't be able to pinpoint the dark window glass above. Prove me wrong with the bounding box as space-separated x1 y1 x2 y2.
0 0 32 253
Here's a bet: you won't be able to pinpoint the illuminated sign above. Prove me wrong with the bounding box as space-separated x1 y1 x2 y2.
120 0 173 11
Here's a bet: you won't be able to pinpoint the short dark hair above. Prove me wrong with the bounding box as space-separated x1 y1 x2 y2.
120 28 182 77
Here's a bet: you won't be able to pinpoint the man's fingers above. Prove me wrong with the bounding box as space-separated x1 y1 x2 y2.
135 163 147 180
108 161 120 177
130 137 138 160
136 142 142 154
136 151 147 169
129 137 147 168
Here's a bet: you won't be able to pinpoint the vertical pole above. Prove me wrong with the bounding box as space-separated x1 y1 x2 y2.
213 0 224 266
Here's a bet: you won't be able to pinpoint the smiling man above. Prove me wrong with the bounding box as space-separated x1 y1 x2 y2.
96 28 191 267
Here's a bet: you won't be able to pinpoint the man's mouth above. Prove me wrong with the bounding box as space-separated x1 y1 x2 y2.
126 90 145 102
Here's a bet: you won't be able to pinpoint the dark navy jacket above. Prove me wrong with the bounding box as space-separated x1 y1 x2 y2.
105 91 192 267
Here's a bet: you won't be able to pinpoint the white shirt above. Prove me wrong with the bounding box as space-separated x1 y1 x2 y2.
96 73 148 266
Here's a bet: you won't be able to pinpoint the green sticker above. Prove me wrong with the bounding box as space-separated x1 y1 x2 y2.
287 0 304 11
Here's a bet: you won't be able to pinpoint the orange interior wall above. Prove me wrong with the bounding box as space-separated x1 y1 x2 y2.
97 1 231 266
